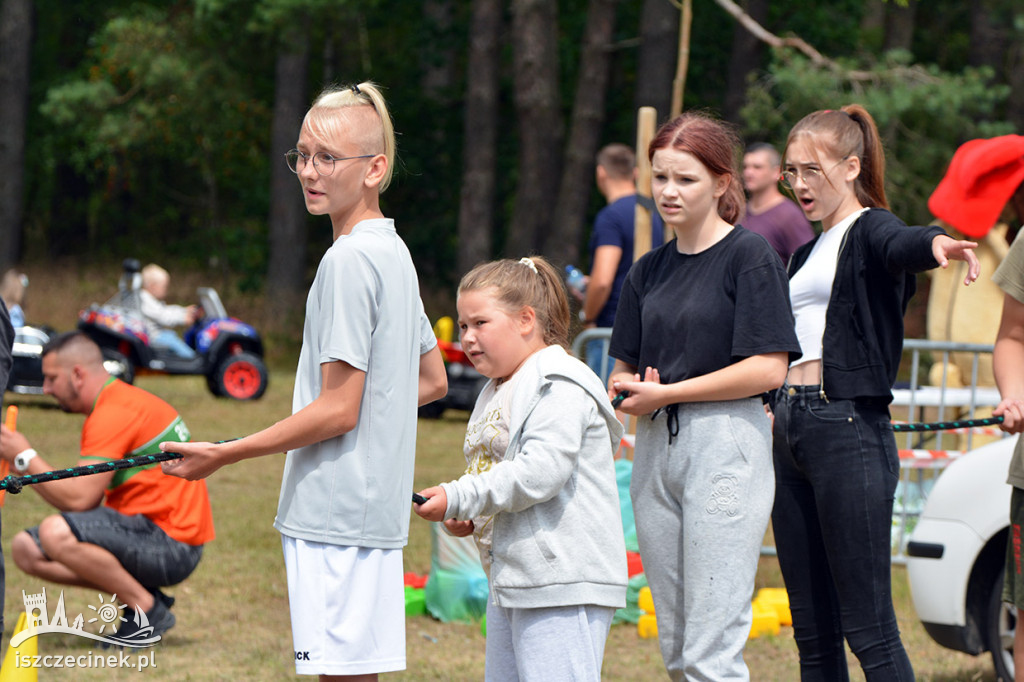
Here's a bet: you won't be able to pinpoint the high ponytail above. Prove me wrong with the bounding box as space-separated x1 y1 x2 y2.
841 104 888 210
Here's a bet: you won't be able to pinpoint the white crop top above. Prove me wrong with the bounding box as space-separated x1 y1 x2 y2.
788 208 867 368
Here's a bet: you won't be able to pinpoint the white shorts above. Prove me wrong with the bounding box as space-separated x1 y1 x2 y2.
282 535 406 675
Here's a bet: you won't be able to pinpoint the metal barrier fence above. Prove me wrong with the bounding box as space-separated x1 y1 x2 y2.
571 327 615 387
570 330 1006 562
890 339 1003 563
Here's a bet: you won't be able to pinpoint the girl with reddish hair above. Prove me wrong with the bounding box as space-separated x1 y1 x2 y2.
608 112 801 680
772 104 979 680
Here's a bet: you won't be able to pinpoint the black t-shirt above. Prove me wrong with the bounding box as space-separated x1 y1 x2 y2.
0 299 11 394
0 297 11 630
609 226 801 385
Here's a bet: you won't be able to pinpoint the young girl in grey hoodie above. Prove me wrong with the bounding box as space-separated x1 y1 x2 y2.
415 256 627 682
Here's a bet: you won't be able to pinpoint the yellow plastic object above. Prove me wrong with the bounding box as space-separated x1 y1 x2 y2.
0 612 37 682
749 600 781 639
0 406 16 507
433 316 454 343
637 613 659 639
638 586 655 614
755 587 792 626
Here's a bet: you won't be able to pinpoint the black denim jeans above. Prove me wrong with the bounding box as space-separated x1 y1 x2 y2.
771 385 914 681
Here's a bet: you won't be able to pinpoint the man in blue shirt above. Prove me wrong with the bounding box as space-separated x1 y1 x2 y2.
581 144 663 381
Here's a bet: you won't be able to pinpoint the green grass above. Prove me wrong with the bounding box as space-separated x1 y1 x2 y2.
0 375 1004 680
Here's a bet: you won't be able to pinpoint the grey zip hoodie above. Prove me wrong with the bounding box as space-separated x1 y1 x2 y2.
441 345 627 609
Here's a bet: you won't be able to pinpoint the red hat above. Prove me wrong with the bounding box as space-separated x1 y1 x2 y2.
928 135 1024 238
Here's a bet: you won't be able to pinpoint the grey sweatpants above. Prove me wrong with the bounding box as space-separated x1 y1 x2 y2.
483 599 615 681
631 398 774 682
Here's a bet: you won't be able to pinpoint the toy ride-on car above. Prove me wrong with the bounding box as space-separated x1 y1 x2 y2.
418 316 488 419
77 259 269 400
7 324 53 394
6 323 135 395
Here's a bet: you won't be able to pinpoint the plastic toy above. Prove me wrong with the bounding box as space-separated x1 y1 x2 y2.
77 259 268 400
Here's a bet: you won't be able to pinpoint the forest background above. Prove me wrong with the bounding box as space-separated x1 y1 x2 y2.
0 0 1021 359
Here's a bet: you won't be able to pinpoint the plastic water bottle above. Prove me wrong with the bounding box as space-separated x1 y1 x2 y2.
565 265 586 296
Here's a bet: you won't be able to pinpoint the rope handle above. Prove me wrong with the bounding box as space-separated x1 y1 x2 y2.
891 416 1004 432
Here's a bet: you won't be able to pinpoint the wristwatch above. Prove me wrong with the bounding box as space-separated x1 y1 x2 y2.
14 448 37 473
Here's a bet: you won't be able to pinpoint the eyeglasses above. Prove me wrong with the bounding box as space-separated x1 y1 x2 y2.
780 156 850 189
284 149 374 176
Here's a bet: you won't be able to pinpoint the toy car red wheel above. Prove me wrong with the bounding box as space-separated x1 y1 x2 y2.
212 352 268 400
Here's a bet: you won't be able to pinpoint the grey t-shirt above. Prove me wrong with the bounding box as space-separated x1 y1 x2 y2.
274 218 436 548
992 229 1024 488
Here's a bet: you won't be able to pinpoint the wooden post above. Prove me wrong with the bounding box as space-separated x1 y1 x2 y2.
620 107 661 461
670 0 692 119
634 106 658 262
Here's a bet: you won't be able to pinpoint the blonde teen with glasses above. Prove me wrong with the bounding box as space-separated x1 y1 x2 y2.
161 82 448 681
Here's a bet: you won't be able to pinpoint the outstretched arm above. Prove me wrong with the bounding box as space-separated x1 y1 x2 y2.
932 234 980 285
161 359 365 480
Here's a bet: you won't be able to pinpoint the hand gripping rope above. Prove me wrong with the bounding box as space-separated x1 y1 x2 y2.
0 452 183 494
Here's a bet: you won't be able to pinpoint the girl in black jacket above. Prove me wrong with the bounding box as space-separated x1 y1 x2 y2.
772 104 979 681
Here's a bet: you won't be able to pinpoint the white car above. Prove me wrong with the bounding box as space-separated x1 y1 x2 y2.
906 436 1016 680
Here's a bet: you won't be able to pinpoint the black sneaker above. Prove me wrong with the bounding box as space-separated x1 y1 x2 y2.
151 588 175 610
110 595 176 645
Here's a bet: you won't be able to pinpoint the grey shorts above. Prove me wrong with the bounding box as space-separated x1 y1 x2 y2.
27 506 204 589
1004 486 1024 608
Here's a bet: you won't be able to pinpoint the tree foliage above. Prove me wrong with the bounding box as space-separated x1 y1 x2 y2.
4 0 1021 305
741 50 1013 224
35 3 272 275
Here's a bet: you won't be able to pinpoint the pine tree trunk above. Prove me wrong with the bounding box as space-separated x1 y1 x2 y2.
545 0 618 268
506 0 562 257
883 0 916 52
0 0 34 270
634 0 677 124
968 1 1023 132
265 21 311 319
723 0 767 123
456 0 502 275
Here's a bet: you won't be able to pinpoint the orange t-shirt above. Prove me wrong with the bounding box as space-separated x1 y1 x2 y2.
80 379 215 546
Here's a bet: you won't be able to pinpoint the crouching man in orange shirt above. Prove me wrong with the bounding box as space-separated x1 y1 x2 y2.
0 331 214 640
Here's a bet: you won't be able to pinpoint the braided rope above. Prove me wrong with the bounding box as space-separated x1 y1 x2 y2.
891 416 1004 433
0 452 182 494
0 421 1005 494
